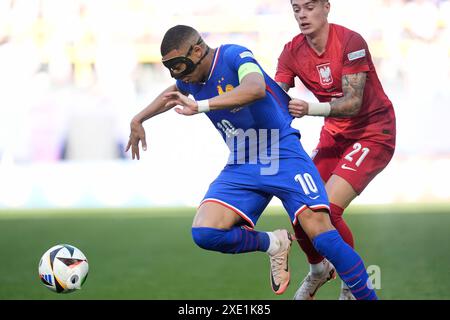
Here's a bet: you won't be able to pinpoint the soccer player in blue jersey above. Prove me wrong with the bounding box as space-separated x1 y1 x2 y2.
126 25 377 299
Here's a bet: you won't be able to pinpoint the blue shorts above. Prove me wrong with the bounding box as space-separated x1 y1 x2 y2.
201 157 330 228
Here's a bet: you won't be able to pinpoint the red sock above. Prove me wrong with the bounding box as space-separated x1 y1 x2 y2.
292 223 324 264
329 203 354 248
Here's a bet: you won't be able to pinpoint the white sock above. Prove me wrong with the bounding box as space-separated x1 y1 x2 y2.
266 232 280 255
310 260 326 276
341 281 349 290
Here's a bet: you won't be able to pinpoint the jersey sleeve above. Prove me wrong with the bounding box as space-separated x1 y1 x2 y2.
342 32 371 75
274 45 296 88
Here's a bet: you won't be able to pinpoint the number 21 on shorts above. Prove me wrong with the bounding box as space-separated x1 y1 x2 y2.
345 143 370 167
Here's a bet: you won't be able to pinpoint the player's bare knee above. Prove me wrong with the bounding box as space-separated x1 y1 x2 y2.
194 202 243 229
192 209 209 228
192 203 239 229
192 211 222 228
298 209 334 239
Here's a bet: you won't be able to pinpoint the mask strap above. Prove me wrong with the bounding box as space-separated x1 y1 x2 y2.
195 46 210 66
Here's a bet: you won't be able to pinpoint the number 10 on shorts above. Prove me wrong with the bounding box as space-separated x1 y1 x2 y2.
295 173 318 195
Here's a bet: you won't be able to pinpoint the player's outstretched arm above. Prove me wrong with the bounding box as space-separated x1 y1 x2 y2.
125 84 181 160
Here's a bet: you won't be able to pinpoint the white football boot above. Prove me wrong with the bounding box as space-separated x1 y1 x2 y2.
293 259 336 300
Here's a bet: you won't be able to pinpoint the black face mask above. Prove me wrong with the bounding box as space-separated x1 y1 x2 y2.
162 38 210 80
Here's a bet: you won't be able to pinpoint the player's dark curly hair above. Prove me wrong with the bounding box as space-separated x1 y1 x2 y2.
160 25 200 56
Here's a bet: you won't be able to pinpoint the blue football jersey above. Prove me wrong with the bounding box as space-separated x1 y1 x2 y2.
176 44 305 163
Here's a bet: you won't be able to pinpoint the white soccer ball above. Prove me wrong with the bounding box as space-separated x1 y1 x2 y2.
38 244 89 293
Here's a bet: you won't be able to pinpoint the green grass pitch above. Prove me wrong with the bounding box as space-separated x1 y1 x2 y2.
0 204 449 300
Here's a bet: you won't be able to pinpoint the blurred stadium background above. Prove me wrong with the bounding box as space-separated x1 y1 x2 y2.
0 0 449 299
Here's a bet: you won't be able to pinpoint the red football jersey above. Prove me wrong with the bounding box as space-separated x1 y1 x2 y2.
276 24 395 148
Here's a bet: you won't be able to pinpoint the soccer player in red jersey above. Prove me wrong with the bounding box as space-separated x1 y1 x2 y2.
275 0 396 300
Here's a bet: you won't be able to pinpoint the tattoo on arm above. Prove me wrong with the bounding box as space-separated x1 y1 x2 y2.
277 82 291 93
329 72 366 117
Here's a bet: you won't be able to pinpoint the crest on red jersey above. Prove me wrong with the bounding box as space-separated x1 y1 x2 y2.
316 63 333 86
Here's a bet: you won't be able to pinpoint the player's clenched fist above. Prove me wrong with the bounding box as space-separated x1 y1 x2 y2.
288 99 309 118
